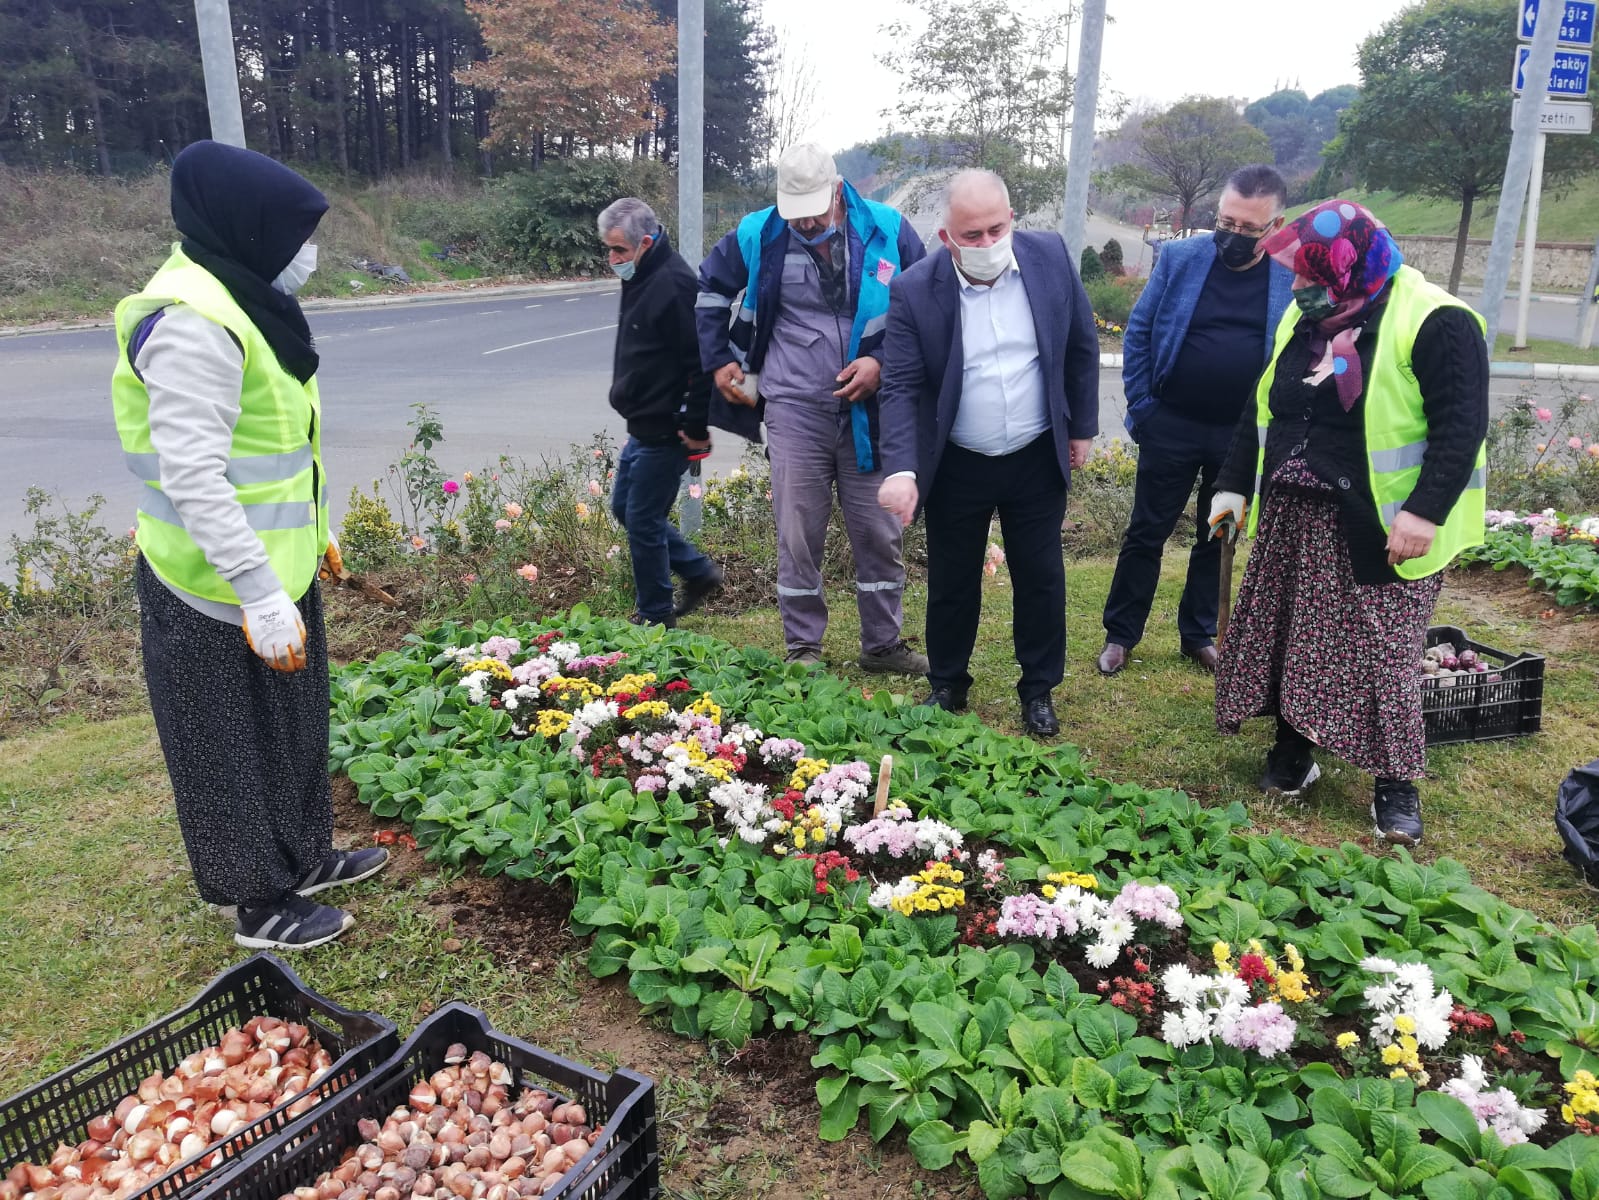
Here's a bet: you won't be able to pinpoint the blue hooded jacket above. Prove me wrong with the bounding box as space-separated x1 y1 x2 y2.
695 180 927 472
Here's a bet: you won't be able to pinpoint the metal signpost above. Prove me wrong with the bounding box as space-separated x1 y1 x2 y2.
1508 2 1595 348
193 0 246 147
677 0 706 536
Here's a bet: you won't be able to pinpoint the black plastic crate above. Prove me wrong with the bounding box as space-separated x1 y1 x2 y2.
0 954 398 1199
1422 624 1546 745
194 1002 659 1200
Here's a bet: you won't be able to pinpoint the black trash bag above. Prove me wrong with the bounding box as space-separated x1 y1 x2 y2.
1555 758 1599 884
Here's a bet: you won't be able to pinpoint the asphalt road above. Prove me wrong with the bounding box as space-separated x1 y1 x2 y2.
0 283 1583 565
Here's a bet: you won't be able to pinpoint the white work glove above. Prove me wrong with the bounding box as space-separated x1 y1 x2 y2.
1208 491 1247 544
242 589 308 672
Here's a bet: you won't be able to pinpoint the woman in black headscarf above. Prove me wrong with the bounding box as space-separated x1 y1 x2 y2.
112 141 386 950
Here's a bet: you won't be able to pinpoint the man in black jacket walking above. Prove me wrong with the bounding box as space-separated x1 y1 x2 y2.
600 198 723 627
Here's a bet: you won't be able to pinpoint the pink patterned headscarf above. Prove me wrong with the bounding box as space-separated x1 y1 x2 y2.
1260 199 1404 411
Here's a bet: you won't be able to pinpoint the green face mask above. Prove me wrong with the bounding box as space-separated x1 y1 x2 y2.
1293 284 1338 322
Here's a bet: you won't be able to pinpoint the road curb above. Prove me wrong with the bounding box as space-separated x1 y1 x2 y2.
1096 352 1596 381
0 278 617 340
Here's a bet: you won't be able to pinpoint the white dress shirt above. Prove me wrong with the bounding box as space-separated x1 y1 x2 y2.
948 258 1048 457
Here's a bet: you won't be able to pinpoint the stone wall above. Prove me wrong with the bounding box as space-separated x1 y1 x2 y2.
1395 234 1595 292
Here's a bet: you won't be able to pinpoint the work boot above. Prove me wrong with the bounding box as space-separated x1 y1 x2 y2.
674 563 725 619
1372 778 1424 846
860 640 930 675
629 611 677 629
784 647 823 666
1260 725 1319 797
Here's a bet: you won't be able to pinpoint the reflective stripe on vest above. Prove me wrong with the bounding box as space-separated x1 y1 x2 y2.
112 246 328 607
1248 265 1487 580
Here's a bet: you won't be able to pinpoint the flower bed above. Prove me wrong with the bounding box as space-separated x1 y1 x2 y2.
1458 509 1599 610
331 610 1599 1196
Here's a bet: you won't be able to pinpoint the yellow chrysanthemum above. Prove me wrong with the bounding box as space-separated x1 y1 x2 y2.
1336 1032 1359 1050
1045 870 1098 890
1393 1014 1417 1036
622 700 670 720
607 673 658 696
1380 1045 1403 1066
1212 942 1232 971
689 694 723 724
788 757 830 791
462 657 514 681
534 709 572 737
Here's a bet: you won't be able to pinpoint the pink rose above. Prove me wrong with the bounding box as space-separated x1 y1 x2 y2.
1535 408 1552 422
504 502 524 519
442 479 460 494
587 479 602 496
517 563 539 583
461 573 477 584
495 518 512 531
1571 437 1585 450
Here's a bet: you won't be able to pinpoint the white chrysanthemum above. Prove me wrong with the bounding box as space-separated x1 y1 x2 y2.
1085 942 1118 969
547 640 581 663
1361 955 1399 974
1098 915 1135 947
1162 1011 1196 1048
503 694 518 711
572 699 620 727
1162 964 1201 1007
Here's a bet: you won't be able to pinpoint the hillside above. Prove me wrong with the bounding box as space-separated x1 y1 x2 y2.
1291 179 1599 243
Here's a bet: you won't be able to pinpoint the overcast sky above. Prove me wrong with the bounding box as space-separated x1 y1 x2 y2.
760 0 1409 156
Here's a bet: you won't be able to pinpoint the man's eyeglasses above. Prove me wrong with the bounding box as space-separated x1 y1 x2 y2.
1215 217 1278 238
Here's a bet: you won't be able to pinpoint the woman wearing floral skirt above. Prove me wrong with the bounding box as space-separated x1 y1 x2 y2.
1209 201 1489 846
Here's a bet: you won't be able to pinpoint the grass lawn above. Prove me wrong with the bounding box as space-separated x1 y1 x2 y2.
2 551 1594 1196
1494 334 1599 366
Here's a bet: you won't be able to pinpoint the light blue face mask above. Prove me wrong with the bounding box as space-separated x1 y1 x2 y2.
792 224 837 248
610 235 653 282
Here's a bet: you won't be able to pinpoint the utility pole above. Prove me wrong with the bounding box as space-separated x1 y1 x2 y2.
1059 0 1105 263
1513 130 1547 348
193 0 247 147
677 0 706 535
1480 3 1563 351
677 0 705 263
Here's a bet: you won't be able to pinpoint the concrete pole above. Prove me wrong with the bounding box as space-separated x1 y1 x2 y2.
1059 0 1106 263
1513 132 1546 349
677 0 705 263
1481 7 1564 351
677 0 705 536
193 0 247 148
1577 234 1599 350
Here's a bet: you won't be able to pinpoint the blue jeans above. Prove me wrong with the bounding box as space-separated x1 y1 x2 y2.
609 438 714 621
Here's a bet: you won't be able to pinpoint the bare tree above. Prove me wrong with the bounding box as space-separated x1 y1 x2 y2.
758 33 821 176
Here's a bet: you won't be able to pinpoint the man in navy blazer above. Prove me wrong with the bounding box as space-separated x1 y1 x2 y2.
878 169 1100 738
1097 164 1294 678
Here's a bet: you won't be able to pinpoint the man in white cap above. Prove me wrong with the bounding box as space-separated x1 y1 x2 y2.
696 142 929 670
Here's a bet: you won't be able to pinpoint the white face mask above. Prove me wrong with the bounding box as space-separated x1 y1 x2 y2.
953 233 1013 282
272 243 318 295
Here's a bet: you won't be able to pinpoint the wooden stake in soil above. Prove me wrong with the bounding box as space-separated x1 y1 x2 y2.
873 754 893 816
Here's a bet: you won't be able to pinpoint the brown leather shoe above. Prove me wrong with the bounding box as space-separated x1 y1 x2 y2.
1097 643 1129 676
1181 643 1219 672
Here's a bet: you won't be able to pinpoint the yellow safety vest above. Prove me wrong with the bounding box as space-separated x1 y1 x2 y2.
1248 265 1487 580
112 246 328 607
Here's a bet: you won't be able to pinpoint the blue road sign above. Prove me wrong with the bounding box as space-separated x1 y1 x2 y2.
1515 44 1593 96
1520 1 1597 49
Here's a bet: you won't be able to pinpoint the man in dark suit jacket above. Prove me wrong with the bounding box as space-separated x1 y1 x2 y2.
877 169 1100 737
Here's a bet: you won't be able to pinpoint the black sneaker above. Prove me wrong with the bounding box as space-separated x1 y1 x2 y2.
1372 779 1424 846
235 895 354 951
673 563 725 619
296 847 390 898
1260 736 1320 797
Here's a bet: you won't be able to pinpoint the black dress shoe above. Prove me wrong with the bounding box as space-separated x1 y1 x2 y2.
1097 643 1129 676
1021 696 1059 737
1180 643 1219 672
921 685 968 712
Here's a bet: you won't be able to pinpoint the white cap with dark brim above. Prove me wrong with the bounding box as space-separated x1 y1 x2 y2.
775 142 838 220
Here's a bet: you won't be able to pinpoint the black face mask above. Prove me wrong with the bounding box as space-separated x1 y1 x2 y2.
1213 230 1261 270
